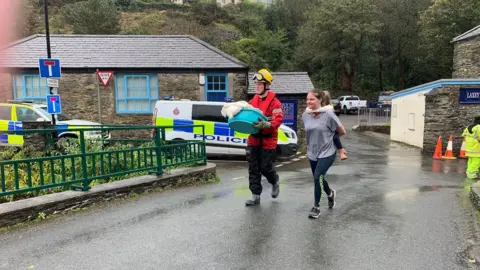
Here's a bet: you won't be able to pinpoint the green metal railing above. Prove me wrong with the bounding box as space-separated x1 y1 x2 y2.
0 125 206 197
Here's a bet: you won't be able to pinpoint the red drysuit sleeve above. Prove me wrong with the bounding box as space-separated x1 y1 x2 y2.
265 98 283 133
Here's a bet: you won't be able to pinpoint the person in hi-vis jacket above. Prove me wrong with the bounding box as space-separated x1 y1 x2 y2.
463 116 480 179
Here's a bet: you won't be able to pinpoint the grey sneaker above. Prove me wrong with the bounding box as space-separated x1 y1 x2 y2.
308 207 321 219
271 183 280 198
245 195 261 206
328 189 336 209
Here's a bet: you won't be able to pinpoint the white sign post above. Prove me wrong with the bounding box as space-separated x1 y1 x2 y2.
95 70 114 123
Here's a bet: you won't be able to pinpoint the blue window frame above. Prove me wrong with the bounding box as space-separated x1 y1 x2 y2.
115 74 159 114
13 74 49 104
205 73 228 101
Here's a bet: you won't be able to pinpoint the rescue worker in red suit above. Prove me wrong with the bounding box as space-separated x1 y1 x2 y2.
245 69 284 206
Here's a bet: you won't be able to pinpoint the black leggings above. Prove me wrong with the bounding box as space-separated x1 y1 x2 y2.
333 132 343 150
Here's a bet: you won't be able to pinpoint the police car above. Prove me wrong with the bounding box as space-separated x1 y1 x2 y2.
152 99 298 157
0 101 109 146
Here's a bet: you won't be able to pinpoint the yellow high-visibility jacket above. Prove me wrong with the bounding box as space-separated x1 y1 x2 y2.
462 124 480 157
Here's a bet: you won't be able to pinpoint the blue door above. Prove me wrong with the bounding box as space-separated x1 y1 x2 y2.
205 73 228 102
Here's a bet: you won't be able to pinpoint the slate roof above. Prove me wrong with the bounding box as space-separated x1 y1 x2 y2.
0 34 248 69
452 25 480 43
247 72 314 95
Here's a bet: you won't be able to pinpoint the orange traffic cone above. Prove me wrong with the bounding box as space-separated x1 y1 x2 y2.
433 136 443 160
442 135 457 160
459 138 467 159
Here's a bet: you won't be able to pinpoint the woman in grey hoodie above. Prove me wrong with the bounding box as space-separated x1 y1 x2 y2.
302 89 346 219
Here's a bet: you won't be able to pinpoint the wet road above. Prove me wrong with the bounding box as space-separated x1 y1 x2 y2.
1 116 478 269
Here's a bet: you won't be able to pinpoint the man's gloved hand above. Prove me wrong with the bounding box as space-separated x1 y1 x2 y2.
253 118 272 129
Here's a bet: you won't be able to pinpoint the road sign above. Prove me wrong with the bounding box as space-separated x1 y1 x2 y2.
47 78 59 88
39 58 61 78
46 94 61 114
96 71 114 87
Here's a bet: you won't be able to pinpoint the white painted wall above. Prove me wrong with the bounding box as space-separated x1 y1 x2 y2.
390 89 432 148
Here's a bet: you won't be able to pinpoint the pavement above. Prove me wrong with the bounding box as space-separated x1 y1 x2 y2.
1 115 479 270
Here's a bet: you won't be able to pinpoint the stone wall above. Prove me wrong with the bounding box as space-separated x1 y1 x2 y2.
0 73 13 101
293 97 307 152
159 73 200 101
423 85 480 155
452 36 480 78
231 72 248 102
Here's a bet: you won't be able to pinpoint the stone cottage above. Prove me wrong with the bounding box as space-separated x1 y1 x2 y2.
247 72 314 151
0 34 249 126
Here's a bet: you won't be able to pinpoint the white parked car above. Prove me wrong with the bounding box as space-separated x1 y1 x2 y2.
337 95 367 114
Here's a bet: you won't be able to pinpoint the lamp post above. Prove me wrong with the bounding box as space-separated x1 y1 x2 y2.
43 0 55 125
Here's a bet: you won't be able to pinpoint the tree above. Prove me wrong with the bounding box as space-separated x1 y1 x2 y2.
225 28 290 71
295 0 382 93
62 0 121 34
190 0 232 26
418 0 480 81
375 0 431 90
264 1 297 44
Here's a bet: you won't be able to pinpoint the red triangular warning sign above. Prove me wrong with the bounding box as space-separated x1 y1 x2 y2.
96 71 114 87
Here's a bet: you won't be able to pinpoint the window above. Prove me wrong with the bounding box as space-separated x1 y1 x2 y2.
115 74 159 114
13 75 49 104
205 73 228 102
192 105 227 123
16 107 41 122
0 106 11 120
346 96 359 100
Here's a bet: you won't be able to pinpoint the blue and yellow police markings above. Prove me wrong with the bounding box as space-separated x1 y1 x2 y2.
0 121 96 147
0 121 24 146
155 116 289 144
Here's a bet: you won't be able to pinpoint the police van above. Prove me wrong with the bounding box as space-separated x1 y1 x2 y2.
152 99 298 157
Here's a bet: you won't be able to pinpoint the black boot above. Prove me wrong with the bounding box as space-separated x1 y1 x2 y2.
271 183 279 198
271 174 280 198
245 195 261 206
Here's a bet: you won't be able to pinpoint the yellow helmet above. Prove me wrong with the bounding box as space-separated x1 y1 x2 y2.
253 68 273 84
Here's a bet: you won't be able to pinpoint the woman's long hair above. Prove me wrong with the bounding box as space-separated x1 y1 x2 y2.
308 89 326 104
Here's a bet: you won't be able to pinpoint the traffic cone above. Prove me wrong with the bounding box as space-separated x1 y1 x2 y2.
442 135 457 160
459 138 467 159
433 136 443 160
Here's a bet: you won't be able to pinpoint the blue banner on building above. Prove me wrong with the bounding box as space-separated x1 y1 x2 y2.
459 88 480 104
279 99 298 132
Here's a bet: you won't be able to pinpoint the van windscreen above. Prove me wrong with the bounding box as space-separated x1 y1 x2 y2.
192 104 227 123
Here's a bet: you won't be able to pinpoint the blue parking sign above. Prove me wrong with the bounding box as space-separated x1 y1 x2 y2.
46 94 62 114
39 58 61 78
